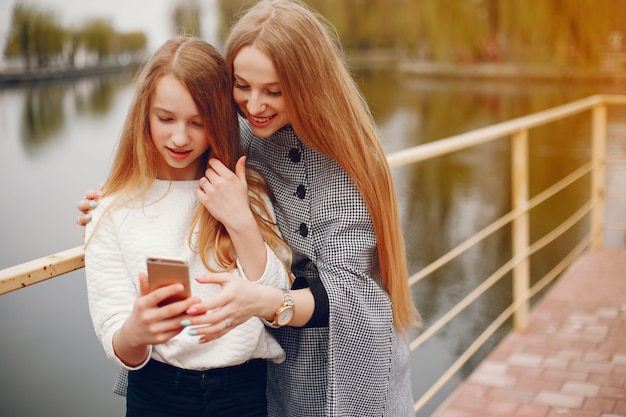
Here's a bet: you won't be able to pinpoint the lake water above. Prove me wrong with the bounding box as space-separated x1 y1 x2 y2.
1 68 625 417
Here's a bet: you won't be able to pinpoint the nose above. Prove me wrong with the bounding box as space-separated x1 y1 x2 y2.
171 123 190 147
246 91 266 115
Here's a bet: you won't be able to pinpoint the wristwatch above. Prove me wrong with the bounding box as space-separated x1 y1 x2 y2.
262 289 294 328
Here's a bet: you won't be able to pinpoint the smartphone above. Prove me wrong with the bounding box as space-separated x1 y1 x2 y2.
146 256 191 307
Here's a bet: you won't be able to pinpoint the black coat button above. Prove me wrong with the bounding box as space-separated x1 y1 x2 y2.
295 184 306 199
288 148 301 163
299 223 309 237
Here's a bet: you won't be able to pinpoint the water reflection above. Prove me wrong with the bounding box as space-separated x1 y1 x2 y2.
16 74 135 158
73 77 121 116
21 87 65 152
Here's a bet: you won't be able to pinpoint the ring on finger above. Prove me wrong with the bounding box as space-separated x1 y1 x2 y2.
224 318 231 329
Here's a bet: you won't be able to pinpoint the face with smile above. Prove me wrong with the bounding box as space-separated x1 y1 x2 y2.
149 75 211 180
232 45 290 138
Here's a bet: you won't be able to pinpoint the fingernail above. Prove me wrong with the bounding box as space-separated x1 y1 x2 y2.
188 329 198 336
84 214 92 221
96 191 103 197
89 201 98 208
180 319 192 327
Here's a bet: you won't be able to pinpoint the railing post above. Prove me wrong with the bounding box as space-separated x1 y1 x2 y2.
511 129 530 330
591 103 607 249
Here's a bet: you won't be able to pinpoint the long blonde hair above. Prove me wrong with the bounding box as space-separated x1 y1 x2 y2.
94 35 290 272
225 1 418 330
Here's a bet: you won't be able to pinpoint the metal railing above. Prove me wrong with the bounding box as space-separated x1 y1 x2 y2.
1 94 625 415
388 94 626 412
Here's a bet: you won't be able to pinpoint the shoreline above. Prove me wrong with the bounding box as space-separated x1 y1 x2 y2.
397 61 626 83
0 63 141 86
345 50 626 83
2 57 625 86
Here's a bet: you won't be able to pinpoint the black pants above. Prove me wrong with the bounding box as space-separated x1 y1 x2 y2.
126 359 267 417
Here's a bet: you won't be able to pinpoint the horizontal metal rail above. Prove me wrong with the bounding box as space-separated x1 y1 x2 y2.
387 94 626 168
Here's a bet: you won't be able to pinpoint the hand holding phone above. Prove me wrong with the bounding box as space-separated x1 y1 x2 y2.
146 256 191 307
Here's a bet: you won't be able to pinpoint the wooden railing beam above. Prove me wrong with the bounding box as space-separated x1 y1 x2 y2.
0 246 84 295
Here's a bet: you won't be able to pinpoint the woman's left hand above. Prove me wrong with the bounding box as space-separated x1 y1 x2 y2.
183 272 280 343
196 156 252 230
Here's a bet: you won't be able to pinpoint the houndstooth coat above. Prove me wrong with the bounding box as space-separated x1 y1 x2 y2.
112 121 415 416
242 122 414 417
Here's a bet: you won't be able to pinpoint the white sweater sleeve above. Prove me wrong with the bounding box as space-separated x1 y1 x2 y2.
236 244 291 289
235 190 291 289
84 203 151 370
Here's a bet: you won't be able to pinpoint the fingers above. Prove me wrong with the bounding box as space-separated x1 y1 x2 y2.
182 272 255 343
147 283 190 307
76 214 91 226
194 272 232 286
181 310 236 343
235 156 247 186
76 200 93 225
203 169 219 187
77 201 97 217
138 273 150 297
207 158 228 174
124 299 192 347
198 176 210 194
76 190 103 225
204 158 241 184
85 189 103 200
191 274 237 312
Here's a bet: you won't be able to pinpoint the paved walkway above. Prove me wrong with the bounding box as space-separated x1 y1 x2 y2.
432 248 626 417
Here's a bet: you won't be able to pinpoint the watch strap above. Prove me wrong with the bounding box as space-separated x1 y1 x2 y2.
261 289 293 328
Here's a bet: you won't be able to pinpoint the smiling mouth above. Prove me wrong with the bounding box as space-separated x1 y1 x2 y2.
169 148 188 153
249 114 274 124
167 147 191 158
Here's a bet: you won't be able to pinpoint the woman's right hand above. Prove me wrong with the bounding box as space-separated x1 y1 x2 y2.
76 189 103 226
113 273 200 367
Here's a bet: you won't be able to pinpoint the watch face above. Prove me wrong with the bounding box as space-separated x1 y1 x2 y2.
277 307 294 326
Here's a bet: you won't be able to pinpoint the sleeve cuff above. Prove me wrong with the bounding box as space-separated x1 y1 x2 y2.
236 245 290 289
291 257 329 327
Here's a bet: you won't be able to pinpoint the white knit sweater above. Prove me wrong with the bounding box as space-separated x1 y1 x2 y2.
84 179 288 371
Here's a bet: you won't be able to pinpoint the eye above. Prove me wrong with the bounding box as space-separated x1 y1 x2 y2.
267 90 282 97
157 116 173 123
192 121 204 128
234 82 249 90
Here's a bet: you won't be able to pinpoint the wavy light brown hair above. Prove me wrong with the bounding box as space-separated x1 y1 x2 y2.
93 36 290 272
225 1 418 330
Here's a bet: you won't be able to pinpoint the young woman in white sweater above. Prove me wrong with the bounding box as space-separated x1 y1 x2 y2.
84 36 291 417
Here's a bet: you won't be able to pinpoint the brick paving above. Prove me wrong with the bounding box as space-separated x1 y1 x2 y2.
431 248 626 417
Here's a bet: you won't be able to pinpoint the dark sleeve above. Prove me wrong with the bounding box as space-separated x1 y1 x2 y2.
290 254 329 327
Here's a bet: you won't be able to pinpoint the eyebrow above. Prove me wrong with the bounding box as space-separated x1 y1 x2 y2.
234 74 280 87
152 107 201 119
152 107 175 114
